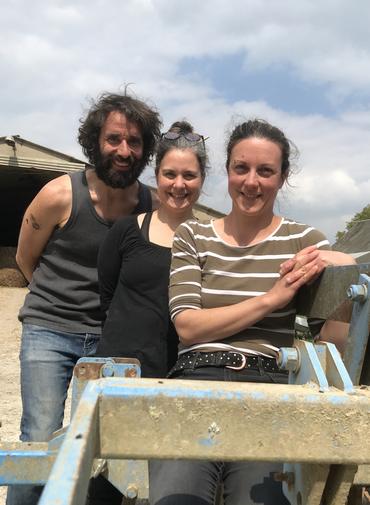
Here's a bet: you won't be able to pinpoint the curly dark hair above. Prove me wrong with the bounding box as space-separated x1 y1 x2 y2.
78 91 162 170
155 120 208 179
226 119 298 181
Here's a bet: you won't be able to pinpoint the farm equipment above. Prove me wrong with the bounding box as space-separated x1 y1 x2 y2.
1 263 370 504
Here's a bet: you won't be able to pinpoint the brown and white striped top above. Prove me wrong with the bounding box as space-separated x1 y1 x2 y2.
169 217 330 357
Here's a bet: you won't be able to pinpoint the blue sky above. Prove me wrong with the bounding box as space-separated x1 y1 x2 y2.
1 0 370 242
182 53 335 116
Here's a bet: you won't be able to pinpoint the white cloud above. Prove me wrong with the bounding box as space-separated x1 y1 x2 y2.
1 0 370 244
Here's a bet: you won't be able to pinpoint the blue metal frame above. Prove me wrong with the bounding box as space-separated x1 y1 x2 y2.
71 357 141 416
39 381 100 505
343 273 370 384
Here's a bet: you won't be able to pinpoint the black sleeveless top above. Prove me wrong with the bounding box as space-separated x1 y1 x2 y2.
19 170 152 334
96 212 179 378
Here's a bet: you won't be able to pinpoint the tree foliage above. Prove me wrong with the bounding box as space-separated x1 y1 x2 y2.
336 204 370 241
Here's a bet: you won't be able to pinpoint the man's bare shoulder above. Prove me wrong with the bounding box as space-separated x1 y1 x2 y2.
35 174 73 210
27 173 74 228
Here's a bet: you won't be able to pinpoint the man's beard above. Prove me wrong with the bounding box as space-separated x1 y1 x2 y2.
94 152 145 189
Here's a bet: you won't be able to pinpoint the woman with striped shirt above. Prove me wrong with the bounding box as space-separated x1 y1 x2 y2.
149 119 352 505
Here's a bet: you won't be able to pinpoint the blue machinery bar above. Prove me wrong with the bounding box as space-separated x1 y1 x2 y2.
344 273 370 384
1 349 370 504
66 377 370 464
0 444 55 485
37 370 370 504
40 382 99 505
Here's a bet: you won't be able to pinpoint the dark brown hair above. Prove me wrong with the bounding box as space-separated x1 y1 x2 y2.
78 91 162 170
226 119 298 181
155 120 208 179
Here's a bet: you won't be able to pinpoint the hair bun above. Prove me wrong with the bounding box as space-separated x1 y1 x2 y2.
168 120 193 135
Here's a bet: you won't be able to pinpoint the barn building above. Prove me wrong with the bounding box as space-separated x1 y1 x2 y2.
0 135 223 286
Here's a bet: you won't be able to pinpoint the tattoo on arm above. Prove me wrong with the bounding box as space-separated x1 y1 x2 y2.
30 213 41 230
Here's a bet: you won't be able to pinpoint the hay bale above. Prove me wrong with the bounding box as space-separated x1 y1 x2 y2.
0 247 18 268
0 247 27 287
0 268 27 287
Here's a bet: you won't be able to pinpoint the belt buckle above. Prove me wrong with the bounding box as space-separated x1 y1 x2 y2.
226 352 247 370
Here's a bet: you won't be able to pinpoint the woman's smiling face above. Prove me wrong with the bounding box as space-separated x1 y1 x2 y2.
156 148 203 213
227 137 284 219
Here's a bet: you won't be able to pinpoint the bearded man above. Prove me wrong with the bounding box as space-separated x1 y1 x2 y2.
7 92 161 505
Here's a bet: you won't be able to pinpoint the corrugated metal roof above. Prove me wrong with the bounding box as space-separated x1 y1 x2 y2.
0 135 86 165
0 154 84 172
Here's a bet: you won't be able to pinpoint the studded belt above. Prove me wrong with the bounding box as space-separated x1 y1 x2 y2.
169 351 282 375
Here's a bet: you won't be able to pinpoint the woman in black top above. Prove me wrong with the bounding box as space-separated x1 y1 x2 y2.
96 120 208 377
87 121 208 504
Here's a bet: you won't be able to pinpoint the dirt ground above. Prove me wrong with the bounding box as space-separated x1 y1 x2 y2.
0 287 24 504
0 287 72 504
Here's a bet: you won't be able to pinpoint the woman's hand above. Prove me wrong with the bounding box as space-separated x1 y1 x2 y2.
267 247 320 309
279 247 356 283
279 246 321 279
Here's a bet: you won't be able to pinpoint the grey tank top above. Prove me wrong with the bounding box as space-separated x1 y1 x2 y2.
19 170 152 334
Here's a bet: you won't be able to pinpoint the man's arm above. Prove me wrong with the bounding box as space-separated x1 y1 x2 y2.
16 175 72 282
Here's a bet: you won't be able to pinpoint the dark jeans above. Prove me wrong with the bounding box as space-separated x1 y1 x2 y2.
149 365 289 505
6 324 100 505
